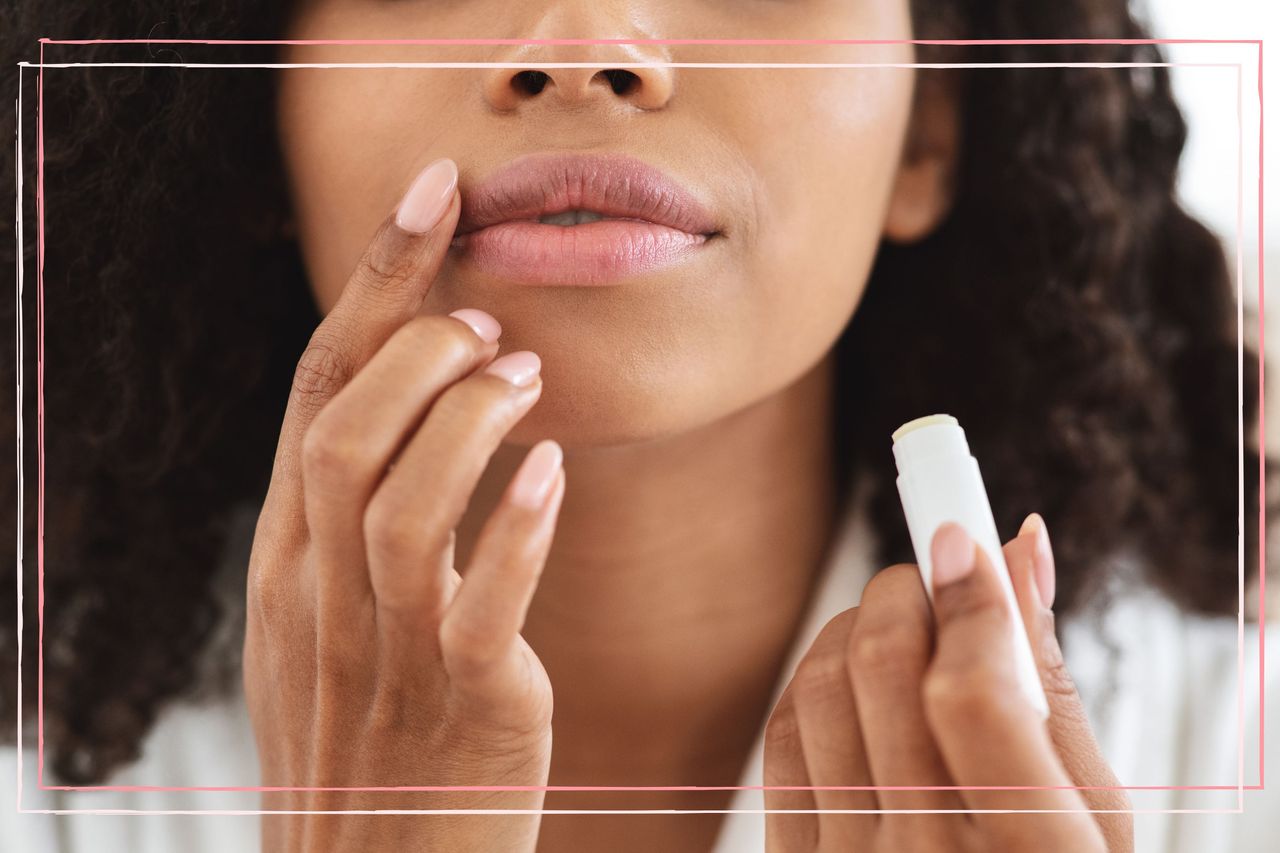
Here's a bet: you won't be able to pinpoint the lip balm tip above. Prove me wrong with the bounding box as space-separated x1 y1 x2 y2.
891 413 959 444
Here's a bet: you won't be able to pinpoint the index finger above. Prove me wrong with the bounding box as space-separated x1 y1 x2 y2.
266 157 461 522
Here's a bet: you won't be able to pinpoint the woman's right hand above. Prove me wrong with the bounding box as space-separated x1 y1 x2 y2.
243 158 564 853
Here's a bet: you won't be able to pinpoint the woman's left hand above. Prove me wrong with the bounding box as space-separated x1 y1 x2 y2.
763 514 1133 852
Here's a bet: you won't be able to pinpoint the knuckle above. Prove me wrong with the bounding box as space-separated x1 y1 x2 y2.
1033 609 1082 701
791 651 850 708
921 667 976 719
1039 654 1080 702
937 579 1014 626
249 508 303 569
431 379 517 439
947 594 1016 641
363 496 443 561
356 235 417 294
922 662 1022 723
438 616 502 678
397 313 483 364
763 698 803 755
245 540 302 613
848 618 927 675
291 338 352 409
301 415 369 483
809 607 858 650
245 563 281 612
865 563 920 596
245 562 311 652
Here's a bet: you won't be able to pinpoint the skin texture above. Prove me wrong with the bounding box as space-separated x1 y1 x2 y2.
274 5 942 848
246 181 562 852
277 0 937 451
10 0 1261 791
763 517 1131 852
248 2 1132 851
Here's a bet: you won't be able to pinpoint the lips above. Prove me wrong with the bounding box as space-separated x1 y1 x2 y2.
451 153 721 287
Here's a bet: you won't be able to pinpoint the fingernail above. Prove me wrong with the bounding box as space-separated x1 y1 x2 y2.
932 522 976 587
448 308 502 343
1019 512 1056 609
484 351 541 387
511 440 563 509
395 158 458 234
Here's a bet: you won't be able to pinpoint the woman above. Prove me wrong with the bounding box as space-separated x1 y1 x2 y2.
2 0 1274 850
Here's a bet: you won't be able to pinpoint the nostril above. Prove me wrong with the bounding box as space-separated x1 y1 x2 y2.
505 68 646 101
601 69 640 96
511 70 550 96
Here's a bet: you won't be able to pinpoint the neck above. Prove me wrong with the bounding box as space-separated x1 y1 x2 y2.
456 351 843 788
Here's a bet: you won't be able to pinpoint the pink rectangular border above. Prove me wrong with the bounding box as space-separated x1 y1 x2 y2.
19 37 1266 809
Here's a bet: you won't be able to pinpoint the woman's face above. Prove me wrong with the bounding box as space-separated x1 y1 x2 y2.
277 0 952 448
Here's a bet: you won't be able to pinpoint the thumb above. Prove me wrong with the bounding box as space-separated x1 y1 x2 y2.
928 522 1049 724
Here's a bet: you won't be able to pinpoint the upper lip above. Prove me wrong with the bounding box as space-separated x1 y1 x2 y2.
455 152 721 237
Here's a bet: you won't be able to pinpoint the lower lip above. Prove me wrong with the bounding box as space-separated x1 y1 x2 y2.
452 220 711 286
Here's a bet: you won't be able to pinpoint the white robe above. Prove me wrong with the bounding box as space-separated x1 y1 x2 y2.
5 491 1276 851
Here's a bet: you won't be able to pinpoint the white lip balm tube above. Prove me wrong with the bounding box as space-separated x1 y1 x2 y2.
891 413 1050 720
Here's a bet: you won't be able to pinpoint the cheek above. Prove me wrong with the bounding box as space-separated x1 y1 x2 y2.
720 66 916 389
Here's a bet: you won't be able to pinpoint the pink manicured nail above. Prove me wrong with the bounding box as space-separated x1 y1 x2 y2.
395 158 458 234
511 440 563 509
484 351 541 387
931 522 976 588
1019 512 1056 609
448 308 501 343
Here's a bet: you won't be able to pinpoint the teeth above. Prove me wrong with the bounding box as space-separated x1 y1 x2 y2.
537 209 609 226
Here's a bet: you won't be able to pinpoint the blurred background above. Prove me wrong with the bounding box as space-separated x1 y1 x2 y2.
1139 0 1274 615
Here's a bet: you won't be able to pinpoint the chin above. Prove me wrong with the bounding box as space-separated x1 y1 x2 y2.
503 373 726 451
505 393 672 450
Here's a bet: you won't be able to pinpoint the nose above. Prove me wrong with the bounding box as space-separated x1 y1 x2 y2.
482 10 675 112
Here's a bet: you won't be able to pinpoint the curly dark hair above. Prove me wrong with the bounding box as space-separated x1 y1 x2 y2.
2 0 1271 785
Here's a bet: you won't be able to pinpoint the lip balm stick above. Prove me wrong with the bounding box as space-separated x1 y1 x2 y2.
891 413 1050 720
